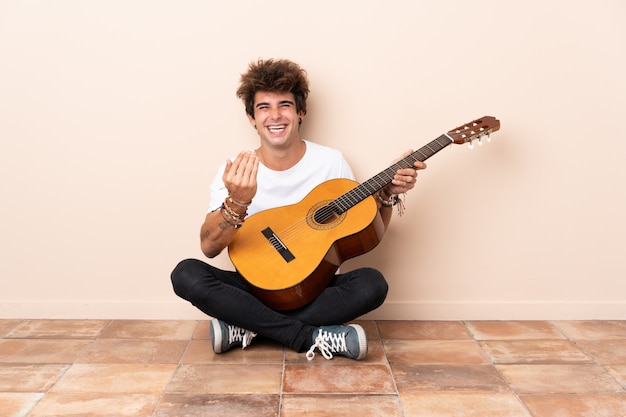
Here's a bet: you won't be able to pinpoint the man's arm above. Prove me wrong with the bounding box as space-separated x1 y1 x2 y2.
200 207 245 258
376 150 427 230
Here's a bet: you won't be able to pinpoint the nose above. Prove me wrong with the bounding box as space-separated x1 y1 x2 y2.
268 104 281 119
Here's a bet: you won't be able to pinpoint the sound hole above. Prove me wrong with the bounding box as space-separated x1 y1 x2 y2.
307 201 346 230
313 204 341 224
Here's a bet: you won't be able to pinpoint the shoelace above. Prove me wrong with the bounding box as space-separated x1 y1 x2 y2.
228 325 257 349
305 328 347 361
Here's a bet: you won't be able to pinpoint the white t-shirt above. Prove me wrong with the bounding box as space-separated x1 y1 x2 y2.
209 140 355 215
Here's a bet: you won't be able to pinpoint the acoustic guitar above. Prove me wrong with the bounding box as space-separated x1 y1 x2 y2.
229 116 501 310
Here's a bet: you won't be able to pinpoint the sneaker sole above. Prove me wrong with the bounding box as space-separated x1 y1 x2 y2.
210 318 224 353
348 324 368 360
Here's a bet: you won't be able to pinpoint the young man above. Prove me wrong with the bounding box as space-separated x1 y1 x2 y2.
171 59 426 360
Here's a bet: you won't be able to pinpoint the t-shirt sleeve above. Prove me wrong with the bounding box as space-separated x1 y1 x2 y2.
208 162 228 213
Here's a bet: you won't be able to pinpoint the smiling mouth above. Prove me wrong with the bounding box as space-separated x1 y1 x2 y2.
267 125 287 133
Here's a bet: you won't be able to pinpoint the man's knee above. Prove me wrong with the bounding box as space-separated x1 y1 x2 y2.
360 267 389 304
170 258 201 300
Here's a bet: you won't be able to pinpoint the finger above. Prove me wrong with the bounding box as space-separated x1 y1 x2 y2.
226 152 246 177
238 152 259 181
224 159 233 174
391 169 418 189
414 161 427 170
395 168 416 181
222 159 237 185
248 154 259 180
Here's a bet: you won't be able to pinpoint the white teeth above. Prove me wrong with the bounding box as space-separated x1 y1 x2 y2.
268 126 286 132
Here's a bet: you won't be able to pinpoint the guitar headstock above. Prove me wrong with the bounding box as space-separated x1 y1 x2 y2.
447 116 501 149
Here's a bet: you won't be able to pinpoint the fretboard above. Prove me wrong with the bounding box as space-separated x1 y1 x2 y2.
333 134 453 213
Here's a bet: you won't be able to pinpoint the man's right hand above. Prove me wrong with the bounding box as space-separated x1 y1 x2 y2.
222 150 259 204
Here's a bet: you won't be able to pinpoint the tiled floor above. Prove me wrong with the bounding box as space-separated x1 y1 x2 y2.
1 319 625 416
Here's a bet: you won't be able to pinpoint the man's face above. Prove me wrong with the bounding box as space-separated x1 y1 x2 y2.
248 91 304 149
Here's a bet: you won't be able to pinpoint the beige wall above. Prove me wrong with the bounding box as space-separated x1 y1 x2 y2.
1 0 625 320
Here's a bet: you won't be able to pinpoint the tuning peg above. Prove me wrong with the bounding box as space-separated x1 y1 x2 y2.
487 133 492 143
468 140 474 150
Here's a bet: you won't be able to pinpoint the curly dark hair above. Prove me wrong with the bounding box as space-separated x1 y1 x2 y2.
236 59 310 119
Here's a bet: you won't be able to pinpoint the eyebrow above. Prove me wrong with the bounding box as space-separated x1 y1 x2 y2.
255 99 295 109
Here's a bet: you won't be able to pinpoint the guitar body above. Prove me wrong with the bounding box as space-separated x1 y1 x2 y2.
228 178 385 311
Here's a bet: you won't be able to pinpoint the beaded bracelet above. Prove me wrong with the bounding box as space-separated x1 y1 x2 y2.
227 195 251 208
220 206 244 228
221 200 247 229
375 191 406 216
375 191 398 207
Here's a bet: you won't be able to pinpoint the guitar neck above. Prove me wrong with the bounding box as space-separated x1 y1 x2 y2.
333 134 452 213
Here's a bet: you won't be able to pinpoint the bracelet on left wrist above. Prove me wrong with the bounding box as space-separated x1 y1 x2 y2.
376 190 398 207
380 187 393 198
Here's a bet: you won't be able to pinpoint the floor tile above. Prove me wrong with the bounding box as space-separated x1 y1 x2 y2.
465 321 565 340
7 319 109 339
392 365 510 394
0 320 23 337
480 340 592 364
384 340 489 365
400 393 531 417
100 320 198 340
606 365 626 388
281 394 404 416
156 394 279 417
182 339 284 364
0 392 44 417
354 319 381 340
520 394 626 417
377 320 471 340
283 364 395 394
78 338 188 364
167 364 282 394
574 339 626 365
1 318 624 416
192 320 210 339
0 364 68 391
552 320 626 339
50 363 176 393
29 393 160 417
497 364 624 395
0 339 92 363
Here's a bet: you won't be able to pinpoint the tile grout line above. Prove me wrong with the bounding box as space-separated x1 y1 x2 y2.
11 319 114 416
277 346 286 417
460 320 536 417
552 320 626 393
150 319 200 417
375 320 408 417
1 319 50 416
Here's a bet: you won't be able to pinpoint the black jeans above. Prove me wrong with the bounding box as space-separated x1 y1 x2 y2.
171 258 388 352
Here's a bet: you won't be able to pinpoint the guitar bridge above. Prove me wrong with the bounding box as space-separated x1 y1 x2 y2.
261 227 295 263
